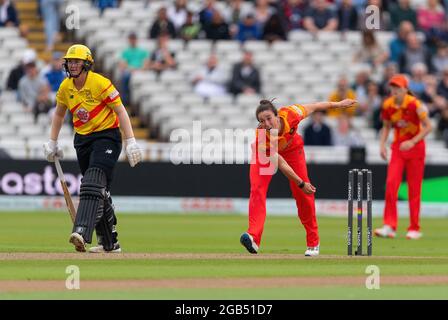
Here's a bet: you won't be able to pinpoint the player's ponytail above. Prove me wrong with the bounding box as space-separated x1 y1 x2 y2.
256 99 278 121
406 89 415 97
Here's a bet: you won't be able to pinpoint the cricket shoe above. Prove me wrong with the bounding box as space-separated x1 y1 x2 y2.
374 225 396 238
240 232 258 254
69 232 86 252
406 230 423 240
89 242 122 253
304 244 319 257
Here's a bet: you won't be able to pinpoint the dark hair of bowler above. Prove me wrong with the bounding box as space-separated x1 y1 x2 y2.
255 99 277 121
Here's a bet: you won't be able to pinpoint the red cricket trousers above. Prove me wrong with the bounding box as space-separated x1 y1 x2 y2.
247 138 319 247
383 141 425 231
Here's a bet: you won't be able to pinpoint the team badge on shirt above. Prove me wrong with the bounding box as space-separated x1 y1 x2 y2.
77 108 90 123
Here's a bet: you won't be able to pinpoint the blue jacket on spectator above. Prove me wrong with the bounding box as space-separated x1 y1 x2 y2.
93 0 118 14
237 21 261 42
389 37 407 63
45 69 65 92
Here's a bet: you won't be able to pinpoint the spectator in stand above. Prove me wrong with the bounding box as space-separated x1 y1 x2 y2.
432 42 448 76
283 0 308 31
389 0 417 31
303 0 338 35
420 74 446 116
389 21 415 63
353 30 389 72
199 0 217 26
328 75 357 117
167 0 188 34
225 0 251 38
33 84 53 123
436 66 448 99
42 51 65 100
437 105 448 147
352 69 371 109
203 9 231 41
337 0 359 31
357 79 378 116
18 61 50 112
426 19 448 47
254 0 276 30
347 0 368 12
0 0 19 27
237 13 261 42
148 33 177 75
417 0 445 33
303 110 333 146
191 53 228 98
179 11 201 42
229 51 261 96
332 113 364 146
262 13 287 42
363 81 384 132
409 62 428 97
92 0 120 15
379 61 399 97
118 32 150 105
7 49 37 91
399 32 433 74
41 0 64 52
442 0 448 17
226 0 245 25
149 7 177 39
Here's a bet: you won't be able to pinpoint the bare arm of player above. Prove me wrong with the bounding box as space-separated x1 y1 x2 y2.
301 99 357 117
50 103 67 141
379 120 392 161
274 153 316 194
114 104 135 139
114 104 143 167
43 103 66 162
400 116 433 151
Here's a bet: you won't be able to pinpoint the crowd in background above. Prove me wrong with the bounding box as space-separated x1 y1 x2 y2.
114 0 448 147
5 48 66 124
1 0 448 147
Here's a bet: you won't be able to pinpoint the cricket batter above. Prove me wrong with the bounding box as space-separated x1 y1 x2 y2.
374 74 432 240
43 44 143 252
240 98 357 256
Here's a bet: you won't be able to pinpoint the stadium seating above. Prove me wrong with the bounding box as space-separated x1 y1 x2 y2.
0 0 447 164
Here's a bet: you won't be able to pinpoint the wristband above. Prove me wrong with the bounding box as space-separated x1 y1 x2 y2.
298 181 305 189
125 137 136 145
49 139 57 148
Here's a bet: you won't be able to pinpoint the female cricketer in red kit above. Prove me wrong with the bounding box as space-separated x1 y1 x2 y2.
374 74 432 240
240 98 357 256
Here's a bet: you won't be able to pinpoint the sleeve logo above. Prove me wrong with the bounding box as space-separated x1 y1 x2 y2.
109 89 119 100
291 105 304 117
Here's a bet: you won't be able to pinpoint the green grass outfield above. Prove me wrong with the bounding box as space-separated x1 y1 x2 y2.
0 211 447 300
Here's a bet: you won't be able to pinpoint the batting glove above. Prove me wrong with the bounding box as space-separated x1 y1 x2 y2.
125 137 143 167
43 139 64 162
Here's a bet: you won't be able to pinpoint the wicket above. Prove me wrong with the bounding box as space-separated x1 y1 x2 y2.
347 169 372 256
